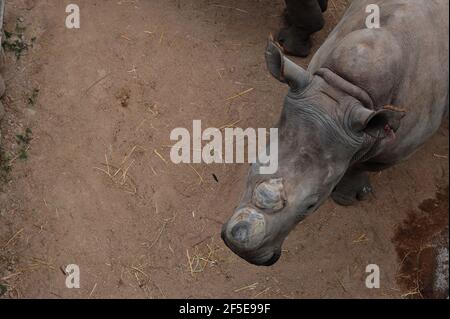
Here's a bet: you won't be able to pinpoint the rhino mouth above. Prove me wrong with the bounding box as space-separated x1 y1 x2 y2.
257 250 282 266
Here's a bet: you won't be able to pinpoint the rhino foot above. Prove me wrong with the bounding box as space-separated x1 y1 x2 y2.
331 170 373 206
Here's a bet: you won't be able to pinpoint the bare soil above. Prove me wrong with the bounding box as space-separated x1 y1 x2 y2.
393 185 449 299
0 0 448 299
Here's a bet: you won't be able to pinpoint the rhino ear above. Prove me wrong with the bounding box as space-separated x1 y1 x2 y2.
265 36 312 92
350 104 406 138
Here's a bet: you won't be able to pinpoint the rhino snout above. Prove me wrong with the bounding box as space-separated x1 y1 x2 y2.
221 207 266 251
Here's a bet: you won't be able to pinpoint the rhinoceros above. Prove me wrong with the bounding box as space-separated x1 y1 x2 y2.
222 0 449 266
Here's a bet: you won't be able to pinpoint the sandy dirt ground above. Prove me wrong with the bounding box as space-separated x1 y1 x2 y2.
0 0 448 299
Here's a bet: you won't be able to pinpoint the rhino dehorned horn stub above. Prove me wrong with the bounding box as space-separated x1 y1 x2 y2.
253 178 286 211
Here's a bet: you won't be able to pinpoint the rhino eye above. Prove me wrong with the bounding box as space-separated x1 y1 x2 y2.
253 178 286 211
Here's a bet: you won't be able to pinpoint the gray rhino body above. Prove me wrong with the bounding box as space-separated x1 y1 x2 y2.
222 0 449 266
309 0 449 166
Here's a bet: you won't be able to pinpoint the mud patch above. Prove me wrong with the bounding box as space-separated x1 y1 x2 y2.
393 185 449 299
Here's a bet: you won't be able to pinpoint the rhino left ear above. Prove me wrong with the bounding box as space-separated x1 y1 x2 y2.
350 105 406 138
265 36 312 92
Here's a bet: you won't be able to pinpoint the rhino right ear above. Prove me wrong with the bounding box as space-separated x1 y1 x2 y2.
350 104 406 138
265 37 312 92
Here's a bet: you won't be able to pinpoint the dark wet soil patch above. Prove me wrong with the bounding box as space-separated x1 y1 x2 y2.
393 185 449 299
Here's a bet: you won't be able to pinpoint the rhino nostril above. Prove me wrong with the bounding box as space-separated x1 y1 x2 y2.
224 207 267 250
230 221 251 244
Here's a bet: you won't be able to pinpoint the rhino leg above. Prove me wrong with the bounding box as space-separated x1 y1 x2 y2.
331 168 373 206
277 0 327 57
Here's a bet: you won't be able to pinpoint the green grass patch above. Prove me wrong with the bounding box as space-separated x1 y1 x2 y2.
2 18 34 59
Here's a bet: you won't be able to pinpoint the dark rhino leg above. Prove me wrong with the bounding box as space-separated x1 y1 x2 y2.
317 0 328 12
331 167 373 206
278 0 327 57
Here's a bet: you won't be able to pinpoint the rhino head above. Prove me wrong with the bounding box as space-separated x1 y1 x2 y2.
221 39 405 266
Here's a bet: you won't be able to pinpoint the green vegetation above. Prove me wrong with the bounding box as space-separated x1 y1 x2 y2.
28 88 39 106
2 18 34 59
16 127 33 145
0 282 6 297
15 128 33 161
